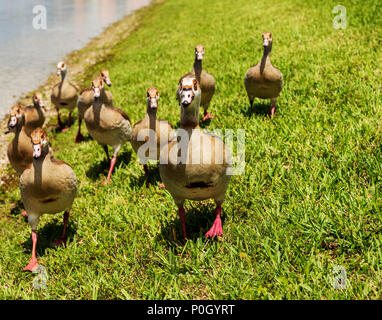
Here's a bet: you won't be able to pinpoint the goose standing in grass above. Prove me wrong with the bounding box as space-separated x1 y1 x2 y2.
131 87 175 187
84 76 132 184
24 92 46 136
160 76 232 239
51 61 79 131
20 128 77 271
75 69 113 143
177 45 216 121
244 32 283 118
7 104 34 176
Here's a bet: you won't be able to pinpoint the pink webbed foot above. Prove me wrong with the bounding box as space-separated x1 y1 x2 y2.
205 206 223 238
23 257 39 272
203 113 214 121
158 184 165 188
21 210 28 217
61 127 70 133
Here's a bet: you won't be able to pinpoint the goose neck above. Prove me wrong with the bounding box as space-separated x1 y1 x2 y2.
193 58 202 79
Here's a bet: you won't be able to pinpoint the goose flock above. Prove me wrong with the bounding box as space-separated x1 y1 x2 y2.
6 32 282 271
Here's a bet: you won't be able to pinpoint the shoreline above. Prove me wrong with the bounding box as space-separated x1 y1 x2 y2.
0 0 162 182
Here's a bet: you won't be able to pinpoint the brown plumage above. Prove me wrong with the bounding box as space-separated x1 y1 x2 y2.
160 76 232 239
84 76 132 184
131 86 175 186
76 69 113 143
20 128 77 271
177 44 216 121
244 32 283 118
7 105 33 176
23 92 46 136
51 61 79 130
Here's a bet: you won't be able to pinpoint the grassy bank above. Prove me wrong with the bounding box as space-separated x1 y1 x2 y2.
0 0 381 299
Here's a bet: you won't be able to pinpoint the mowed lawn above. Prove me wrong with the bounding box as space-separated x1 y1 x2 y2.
0 0 381 299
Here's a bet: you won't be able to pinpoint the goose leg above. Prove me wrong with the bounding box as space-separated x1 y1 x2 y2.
103 146 120 184
75 118 85 143
270 98 277 119
202 105 214 121
249 98 254 109
178 205 187 239
67 111 72 127
56 107 64 128
23 230 39 271
53 210 70 247
205 205 223 238
61 111 72 132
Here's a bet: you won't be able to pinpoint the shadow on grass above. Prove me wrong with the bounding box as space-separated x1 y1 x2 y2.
86 149 132 181
156 201 226 245
242 101 272 118
21 216 77 256
129 162 163 188
9 199 25 217
175 116 212 129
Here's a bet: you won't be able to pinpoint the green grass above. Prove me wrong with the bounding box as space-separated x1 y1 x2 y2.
1 0 381 299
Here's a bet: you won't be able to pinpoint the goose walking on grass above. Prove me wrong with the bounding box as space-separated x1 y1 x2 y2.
7 104 34 176
20 128 77 271
177 45 216 121
75 69 113 143
84 76 132 184
244 32 283 118
51 61 79 131
160 76 232 239
24 92 46 136
131 87 175 187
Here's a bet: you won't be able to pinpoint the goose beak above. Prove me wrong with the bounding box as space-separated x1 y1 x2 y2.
181 101 190 108
33 144 42 159
57 69 61 76
93 87 101 99
263 38 272 47
105 78 112 87
149 98 158 109
8 116 17 129
39 100 45 108
196 52 203 60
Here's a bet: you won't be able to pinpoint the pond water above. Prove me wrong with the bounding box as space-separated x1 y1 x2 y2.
0 0 151 119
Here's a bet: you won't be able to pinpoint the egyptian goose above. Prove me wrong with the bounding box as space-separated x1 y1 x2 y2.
131 87 174 186
7 104 34 176
160 76 232 239
20 128 78 271
84 76 132 184
177 45 216 121
23 92 46 136
244 32 283 118
75 69 113 143
51 61 79 131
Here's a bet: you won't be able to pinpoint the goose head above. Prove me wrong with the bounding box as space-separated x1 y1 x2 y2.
56 61 67 76
262 32 273 48
195 44 205 61
32 92 45 110
91 76 104 100
8 104 25 131
146 86 159 110
179 77 200 109
30 128 49 159
100 69 112 87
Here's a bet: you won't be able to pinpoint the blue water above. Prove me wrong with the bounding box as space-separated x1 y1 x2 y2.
0 0 150 119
